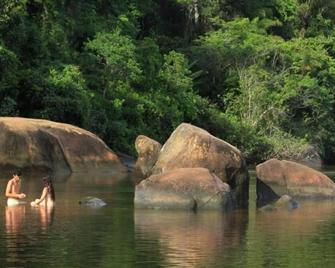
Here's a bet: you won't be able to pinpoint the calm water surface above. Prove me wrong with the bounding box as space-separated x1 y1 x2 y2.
0 170 335 267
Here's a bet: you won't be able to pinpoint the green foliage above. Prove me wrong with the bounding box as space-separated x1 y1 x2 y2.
195 107 273 163
264 129 311 160
153 51 205 131
38 65 91 127
86 31 142 91
136 37 162 89
0 44 19 115
191 15 335 162
160 51 192 88
191 18 281 106
0 96 18 115
2 0 335 163
0 44 19 91
0 0 27 27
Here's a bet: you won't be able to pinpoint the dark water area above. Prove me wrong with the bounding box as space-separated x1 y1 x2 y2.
0 170 335 267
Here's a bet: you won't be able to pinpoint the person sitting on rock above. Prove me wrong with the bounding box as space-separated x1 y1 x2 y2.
5 171 26 206
31 177 55 207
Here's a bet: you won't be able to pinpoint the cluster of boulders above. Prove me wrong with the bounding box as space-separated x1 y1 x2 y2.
133 123 335 212
134 123 249 211
2 117 335 212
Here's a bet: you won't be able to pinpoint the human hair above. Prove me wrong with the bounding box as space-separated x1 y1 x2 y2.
13 170 22 176
43 176 55 201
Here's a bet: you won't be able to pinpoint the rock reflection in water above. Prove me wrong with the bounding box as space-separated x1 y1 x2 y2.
255 200 335 234
65 171 128 185
250 200 335 267
0 169 128 185
134 210 248 267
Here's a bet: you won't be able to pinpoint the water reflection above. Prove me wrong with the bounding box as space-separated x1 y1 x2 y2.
65 171 128 185
5 205 26 266
31 205 55 230
5 205 26 235
255 200 335 234
1 169 335 267
0 169 128 187
134 210 248 267
247 200 335 267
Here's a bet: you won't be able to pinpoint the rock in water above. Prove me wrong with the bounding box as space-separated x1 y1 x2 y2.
151 123 249 209
134 167 233 211
256 159 335 206
0 117 126 174
134 135 162 179
79 197 107 208
259 195 299 212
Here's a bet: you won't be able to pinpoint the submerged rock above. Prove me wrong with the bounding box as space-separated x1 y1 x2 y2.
134 167 233 211
151 123 249 209
79 197 107 208
0 117 126 174
256 159 335 206
259 195 299 212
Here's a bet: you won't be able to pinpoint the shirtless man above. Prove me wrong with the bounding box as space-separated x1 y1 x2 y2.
5 171 26 206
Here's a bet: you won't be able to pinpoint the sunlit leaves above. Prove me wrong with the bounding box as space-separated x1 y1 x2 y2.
86 30 142 86
0 0 27 26
41 65 91 126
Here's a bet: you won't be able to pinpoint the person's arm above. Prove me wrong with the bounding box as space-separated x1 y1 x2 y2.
5 180 23 199
35 187 48 205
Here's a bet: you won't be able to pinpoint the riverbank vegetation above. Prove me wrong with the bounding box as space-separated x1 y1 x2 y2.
1 0 335 164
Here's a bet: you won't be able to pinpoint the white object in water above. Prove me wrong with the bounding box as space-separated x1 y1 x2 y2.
7 198 26 206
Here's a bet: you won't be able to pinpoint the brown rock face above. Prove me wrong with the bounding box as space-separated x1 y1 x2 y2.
0 117 126 174
134 168 233 211
256 159 335 205
151 123 249 208
134 135 162 179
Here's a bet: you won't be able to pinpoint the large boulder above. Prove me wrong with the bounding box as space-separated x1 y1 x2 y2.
256 158 335 205
151 123 249 208
134 167 233 211
134 135 162 179
0 117 126 174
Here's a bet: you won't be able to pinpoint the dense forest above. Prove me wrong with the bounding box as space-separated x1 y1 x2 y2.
1 0 335 164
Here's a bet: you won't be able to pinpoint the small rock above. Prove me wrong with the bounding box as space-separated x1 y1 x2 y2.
79 197 106 208
259 195 299 212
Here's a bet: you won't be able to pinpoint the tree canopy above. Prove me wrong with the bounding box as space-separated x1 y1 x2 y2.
2 0 335 164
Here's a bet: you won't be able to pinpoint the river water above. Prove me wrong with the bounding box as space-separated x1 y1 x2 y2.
0 170 335 267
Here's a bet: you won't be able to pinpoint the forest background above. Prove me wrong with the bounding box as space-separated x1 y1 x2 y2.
1 0 335 165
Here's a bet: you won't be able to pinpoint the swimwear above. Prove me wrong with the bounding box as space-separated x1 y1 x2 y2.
7 198 26 206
